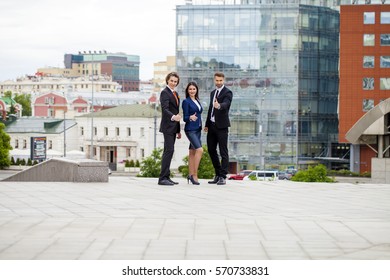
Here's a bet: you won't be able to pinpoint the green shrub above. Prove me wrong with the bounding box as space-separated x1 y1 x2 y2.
135 160 140 167
180 145 214 179
27 158 32 166
291 164 334 182
248 174 257 180
138 148 162 177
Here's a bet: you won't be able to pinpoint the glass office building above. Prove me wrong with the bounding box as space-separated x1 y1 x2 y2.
176 0 341 170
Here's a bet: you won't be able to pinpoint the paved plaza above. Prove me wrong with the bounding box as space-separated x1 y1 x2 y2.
0 175 389 260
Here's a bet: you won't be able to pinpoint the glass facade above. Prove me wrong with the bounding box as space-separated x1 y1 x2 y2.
176 2 339 170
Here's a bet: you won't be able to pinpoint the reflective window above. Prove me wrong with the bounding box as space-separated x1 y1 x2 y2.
364 34 375 46
380 78 390 90
381 12 390 24
380 56 390 68
363 77 374 90
363 56 374 68
176 4 339 167
380 34 390 46
364 12 375 24
363 99 374 112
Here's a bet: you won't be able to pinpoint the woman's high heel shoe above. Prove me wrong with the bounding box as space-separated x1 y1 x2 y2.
189 175 200 185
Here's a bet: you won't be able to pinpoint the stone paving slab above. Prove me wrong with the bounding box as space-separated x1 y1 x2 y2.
0 176 389 260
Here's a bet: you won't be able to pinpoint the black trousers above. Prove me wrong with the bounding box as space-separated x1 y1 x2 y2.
159 133 176 180
207 123 229 178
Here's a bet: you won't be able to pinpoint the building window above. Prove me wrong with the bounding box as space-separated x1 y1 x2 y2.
127 127 131 136
140 127 145 137
363 34 375 46
15 139 19 148
364 12 375 24
48 140 53 149
380 56 390 68
363 77 374 90
116 127 120 136
126 148 131 157
380 34 390 46
363 56 374 68
141 148 145 158
380 78 390 90
80 127 84 136
104 127 108 136
363 99 374 112
94 127 97 136
381 12 390 24
44 97 55 104
48 109 54 117
23 139 27 149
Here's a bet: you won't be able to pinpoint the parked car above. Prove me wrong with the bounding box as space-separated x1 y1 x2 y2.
278 171 292 180
243 170 279 181
228 170 252 180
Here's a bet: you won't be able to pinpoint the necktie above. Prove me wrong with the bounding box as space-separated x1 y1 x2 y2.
173 90 178 106
211 89 219 118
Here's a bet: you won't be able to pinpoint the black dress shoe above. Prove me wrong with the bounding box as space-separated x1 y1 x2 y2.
168 178 179 184
158 179 174 186
217 177 226 185
208 176 219 184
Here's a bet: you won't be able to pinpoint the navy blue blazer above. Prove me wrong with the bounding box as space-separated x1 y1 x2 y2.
182 97 203 132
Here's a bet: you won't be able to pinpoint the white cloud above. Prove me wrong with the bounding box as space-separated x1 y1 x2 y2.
0 0 183 81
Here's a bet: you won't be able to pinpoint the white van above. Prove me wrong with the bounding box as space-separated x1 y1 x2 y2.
243 170 278 181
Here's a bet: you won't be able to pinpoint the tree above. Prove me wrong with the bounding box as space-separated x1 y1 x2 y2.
3 91 32 116
180 145 214 179
0 123 12 169
14 93 32 116
138 148 163 177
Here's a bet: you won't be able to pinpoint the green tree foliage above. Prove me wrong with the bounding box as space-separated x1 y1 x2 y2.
0 123 12 169
291 164 334 182
14 93 32 116
138 148 163 177
4 91 32 116
180 145 214 179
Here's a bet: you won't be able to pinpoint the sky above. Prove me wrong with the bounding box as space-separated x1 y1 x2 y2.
0 0 184 81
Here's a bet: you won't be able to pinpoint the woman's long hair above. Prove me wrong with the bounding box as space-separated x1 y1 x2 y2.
185 81 199 100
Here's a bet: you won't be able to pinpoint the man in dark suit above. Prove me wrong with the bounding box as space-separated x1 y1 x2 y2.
158 72 182 186
204 72 233 185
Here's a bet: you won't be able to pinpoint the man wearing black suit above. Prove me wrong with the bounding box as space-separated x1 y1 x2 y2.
158 72 182 186
204 72 233 185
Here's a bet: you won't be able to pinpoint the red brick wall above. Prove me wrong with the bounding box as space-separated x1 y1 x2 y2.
339 5 390 173
339 5 390 143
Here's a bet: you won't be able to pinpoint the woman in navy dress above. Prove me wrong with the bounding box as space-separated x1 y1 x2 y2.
182 81 203 185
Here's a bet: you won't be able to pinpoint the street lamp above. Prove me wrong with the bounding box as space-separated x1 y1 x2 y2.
89 51 96 159
63 110 66 157
259 88 268 170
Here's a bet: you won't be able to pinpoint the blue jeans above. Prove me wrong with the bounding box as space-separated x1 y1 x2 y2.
185 128 202 149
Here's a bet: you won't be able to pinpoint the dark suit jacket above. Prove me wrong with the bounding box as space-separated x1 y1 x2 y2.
159 86 180 134
205 86 233 129
182 97 203 132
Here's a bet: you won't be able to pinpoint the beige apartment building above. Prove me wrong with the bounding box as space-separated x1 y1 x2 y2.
152 56 176 93
0 75 121 95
